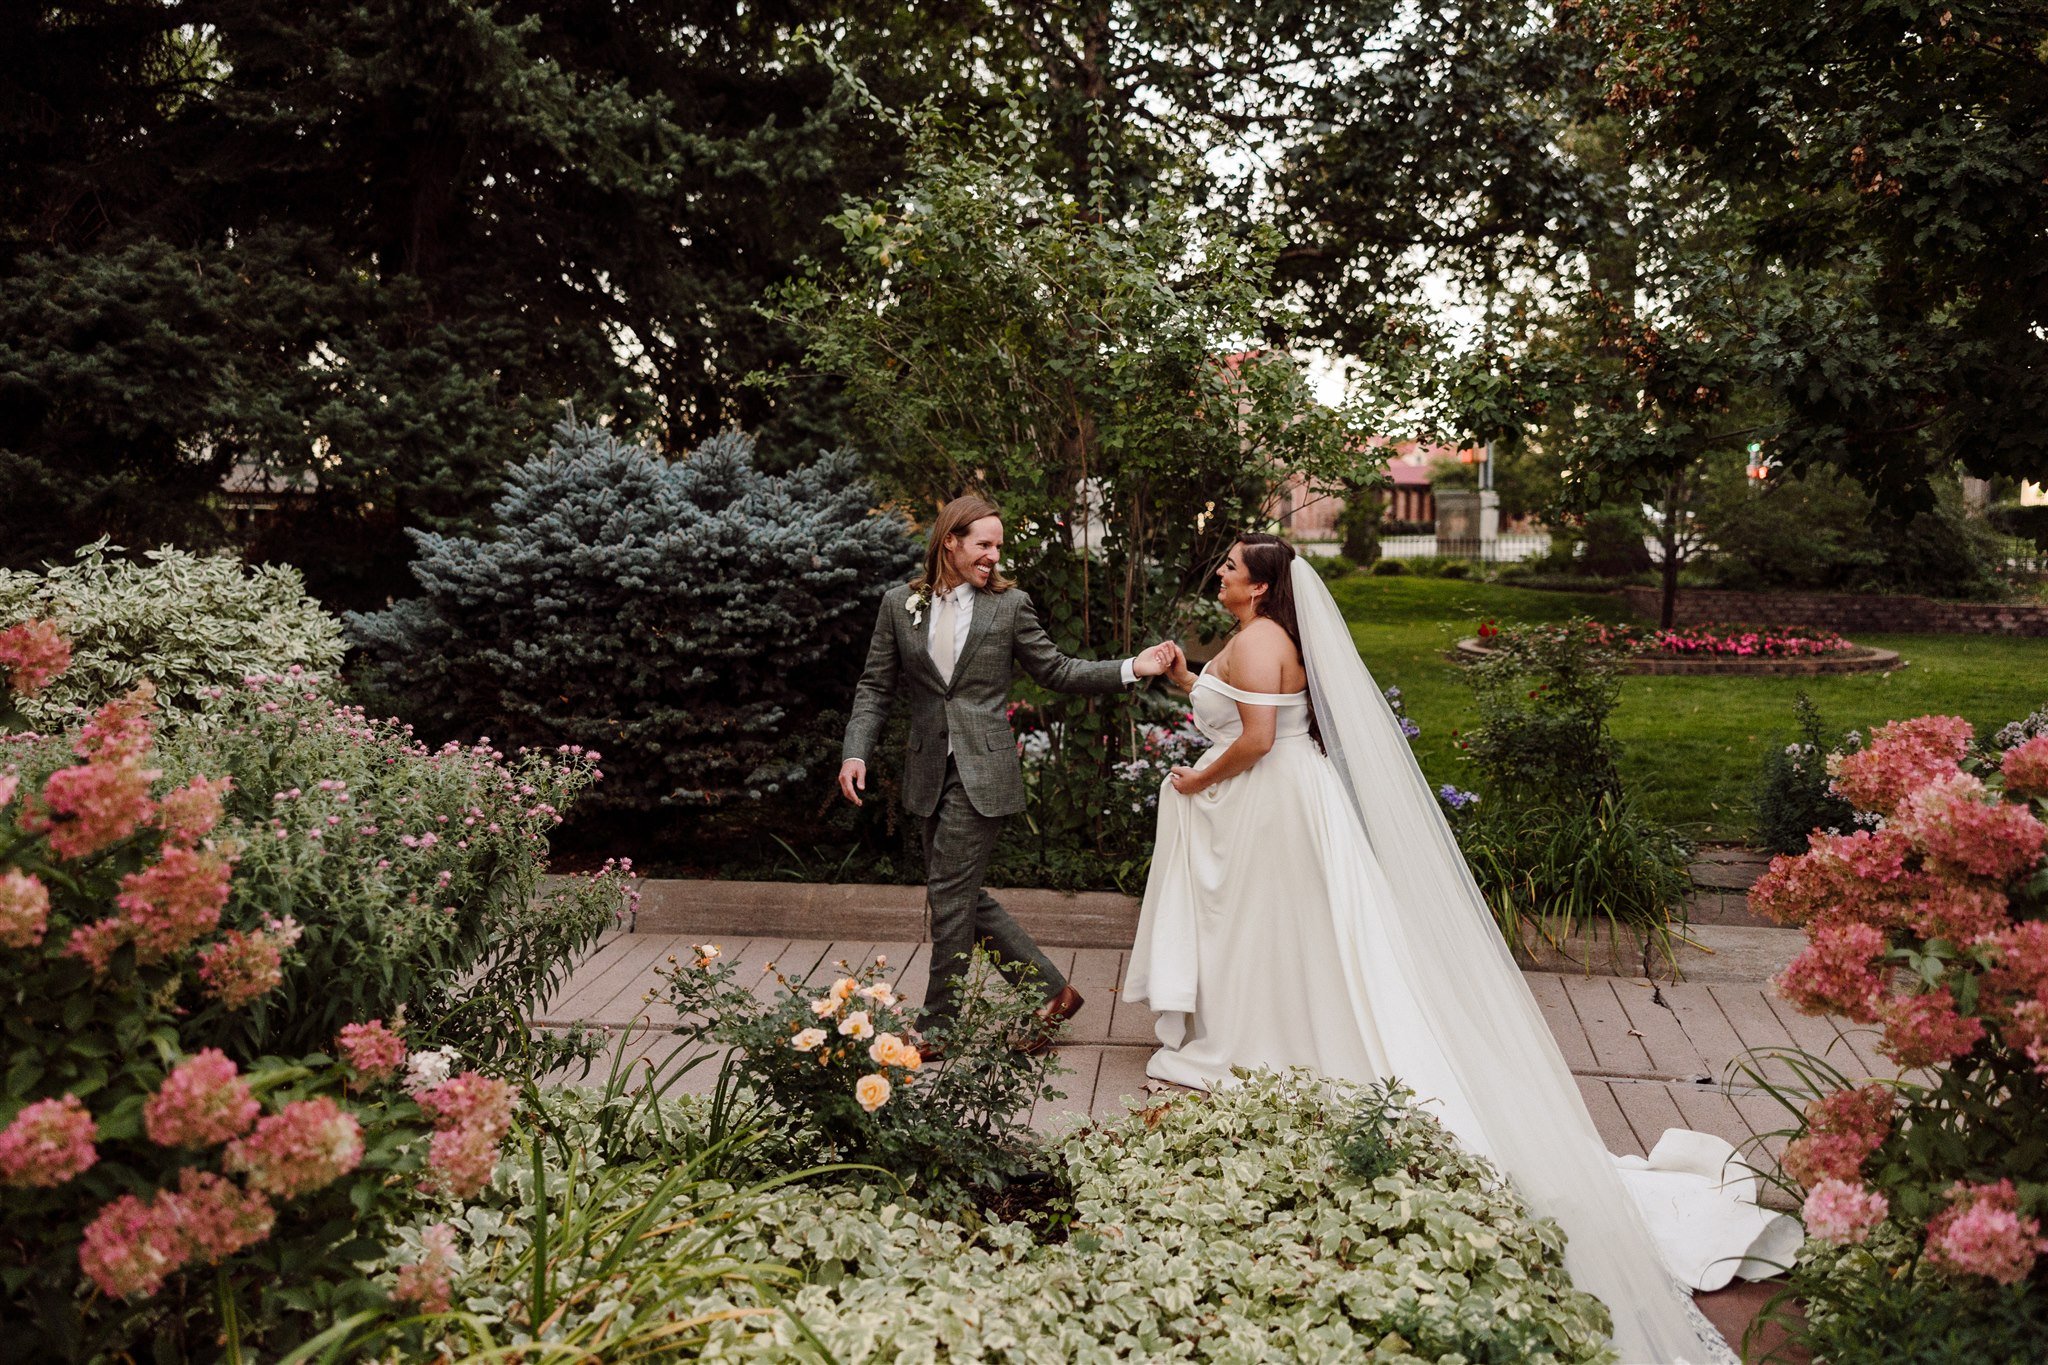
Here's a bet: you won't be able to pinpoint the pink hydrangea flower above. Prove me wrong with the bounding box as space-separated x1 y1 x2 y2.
1828 715 1972 816
1775 921 1890 1023
1802 1179 1889 1245
0 868 50 949
1783 1085 1893 1187
2003 735 2048 800
64 918 128 974
414 1072 515 1199
72 682 157 764
1904 882 2010 944
422 1123 503 1200
78 1193 181 1299
160 1169 274 1265
144 1050 260 1149
413 1072 514 1139
1877 987 1986 1068
0 1094 98 1187
2003 994 2048 1077
0 619 72 696
155 775 232 848
1925 1180 2046 1286
196 922 294 1008
1981 921 2048 1002
1893 772 2048 882
337 1020 408 1082
393 1222 460 1313
115 846 232 962
1749 828 1928 931
224 1097 364 1198
29 755 158 860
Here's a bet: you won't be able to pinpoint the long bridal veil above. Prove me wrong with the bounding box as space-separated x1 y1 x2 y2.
1287 558 1735 1365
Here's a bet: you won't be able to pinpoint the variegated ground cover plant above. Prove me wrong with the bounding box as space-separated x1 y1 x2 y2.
343 1071 1614 1364
0 541 345 727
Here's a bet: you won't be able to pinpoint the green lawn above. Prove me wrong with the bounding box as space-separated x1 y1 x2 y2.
1328 575 2048 841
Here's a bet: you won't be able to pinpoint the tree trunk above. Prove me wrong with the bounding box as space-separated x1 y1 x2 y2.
1658 477 1682 630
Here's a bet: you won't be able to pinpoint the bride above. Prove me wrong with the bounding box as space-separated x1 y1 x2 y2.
1122 533 1795 1365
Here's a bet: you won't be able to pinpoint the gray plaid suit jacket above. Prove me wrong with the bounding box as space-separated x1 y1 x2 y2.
841 582 1130 818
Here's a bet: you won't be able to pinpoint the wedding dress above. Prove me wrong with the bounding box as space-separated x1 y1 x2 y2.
1122 559 1799 1365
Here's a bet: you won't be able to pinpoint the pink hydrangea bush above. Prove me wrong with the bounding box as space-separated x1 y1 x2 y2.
1752 711 2048 1292
0 627 550 1353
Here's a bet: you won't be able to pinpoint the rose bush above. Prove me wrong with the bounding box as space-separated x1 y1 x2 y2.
1748 713 2048 1357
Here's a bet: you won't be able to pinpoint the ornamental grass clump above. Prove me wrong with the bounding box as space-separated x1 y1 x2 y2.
0 625 563 1359
658 947 1062 1209
1746 711 2048 1359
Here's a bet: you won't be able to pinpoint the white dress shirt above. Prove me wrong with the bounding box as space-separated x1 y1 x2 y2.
924 581 1139 756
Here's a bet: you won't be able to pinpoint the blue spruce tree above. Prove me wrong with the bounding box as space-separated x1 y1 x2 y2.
348 422 917 821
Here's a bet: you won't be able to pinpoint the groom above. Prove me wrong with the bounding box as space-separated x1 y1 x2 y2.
838 494 1173 1056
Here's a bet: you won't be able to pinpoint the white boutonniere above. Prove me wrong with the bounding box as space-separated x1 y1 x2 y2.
906 583 933 626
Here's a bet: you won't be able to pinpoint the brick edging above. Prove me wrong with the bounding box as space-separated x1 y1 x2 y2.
1619 585 2048 637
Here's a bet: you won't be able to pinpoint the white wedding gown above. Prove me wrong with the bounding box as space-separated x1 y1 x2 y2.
1124 670 1798 1364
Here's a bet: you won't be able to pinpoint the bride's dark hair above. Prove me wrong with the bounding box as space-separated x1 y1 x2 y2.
1231 533 1323 752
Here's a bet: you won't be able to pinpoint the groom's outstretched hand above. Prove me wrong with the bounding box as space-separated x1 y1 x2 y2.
837 759 866 806
1160 641 1198 692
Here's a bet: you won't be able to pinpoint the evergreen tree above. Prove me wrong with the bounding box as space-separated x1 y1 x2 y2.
0 0 940 603
346 420 917 823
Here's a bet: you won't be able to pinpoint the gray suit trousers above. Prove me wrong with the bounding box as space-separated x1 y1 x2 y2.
920 757 1067 1029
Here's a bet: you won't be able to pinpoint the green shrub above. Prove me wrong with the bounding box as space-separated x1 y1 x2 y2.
1577 505 1653 577
1370 558 1408 576
1337 495 1382 563
1989 501 2048 551
1751 693 1864 855
1311 552 1357 582
1781 1224 2048 1365
1439 559 1473 579
703 1071 1614 1361
162 677 620 1068
347 421 918 827
1461 616 1624 808
0 541 344 726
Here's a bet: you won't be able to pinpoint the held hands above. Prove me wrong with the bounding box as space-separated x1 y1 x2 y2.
1134 640 1198 691
1132 640 1176 678
837 758 866 806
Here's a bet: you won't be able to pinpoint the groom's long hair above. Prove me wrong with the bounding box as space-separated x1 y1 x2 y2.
1235 533 1323 752
918 495 1016 594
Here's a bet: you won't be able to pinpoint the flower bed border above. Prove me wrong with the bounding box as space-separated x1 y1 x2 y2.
1450 638 1901 675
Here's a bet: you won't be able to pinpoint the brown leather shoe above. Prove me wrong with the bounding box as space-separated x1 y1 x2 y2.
1018 985 1084 1056
915 1039 945 1065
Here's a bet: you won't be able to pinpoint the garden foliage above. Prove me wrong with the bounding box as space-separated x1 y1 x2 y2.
1752 694 1865 856
1747 714 2048 1354
349 420 917 826
1457 619 1693 944
658 948 1061 1211
0 542 344 726
0 628 563 1360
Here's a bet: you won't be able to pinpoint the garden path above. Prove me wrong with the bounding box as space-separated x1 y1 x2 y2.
536 927 1900 1196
